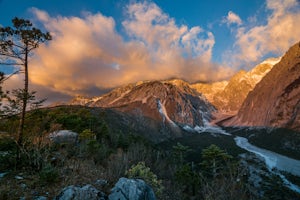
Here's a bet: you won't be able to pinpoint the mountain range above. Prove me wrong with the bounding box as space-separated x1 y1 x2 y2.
69 41 300 137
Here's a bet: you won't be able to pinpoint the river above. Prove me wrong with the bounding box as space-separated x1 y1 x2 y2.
234 136 300 193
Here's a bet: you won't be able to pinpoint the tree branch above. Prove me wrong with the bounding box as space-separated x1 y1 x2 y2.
11 42 25 49
1 70 21 82
0 52 25 61
0 62 23 66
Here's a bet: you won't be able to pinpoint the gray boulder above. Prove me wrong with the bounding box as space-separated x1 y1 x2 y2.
0 172 8 179
55 184 106 200
108 178 156 200
49 130 78 144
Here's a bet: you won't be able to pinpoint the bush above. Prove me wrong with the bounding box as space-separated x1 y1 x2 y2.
175 164 200 196
126 161 164 196
0 137 17 170
79 129 96 141
39 164 59 184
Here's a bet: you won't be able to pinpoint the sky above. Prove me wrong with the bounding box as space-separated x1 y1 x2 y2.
0 0 300 103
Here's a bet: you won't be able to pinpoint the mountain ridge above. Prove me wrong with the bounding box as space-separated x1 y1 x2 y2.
191 57 280 113
70 80 217 141
224 42 300 131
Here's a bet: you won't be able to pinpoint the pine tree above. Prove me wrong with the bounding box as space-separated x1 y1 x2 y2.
0 18 51 163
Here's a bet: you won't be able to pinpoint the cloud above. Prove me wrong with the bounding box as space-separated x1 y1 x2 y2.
223 11 242 26
2 73 72 105
22 2 232 99
225 0 300 67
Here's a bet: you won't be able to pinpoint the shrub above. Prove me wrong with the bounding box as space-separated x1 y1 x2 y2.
0 137 17 170
175 163 200 196
39 163 59 184
79 129 96 141
126 161 164 196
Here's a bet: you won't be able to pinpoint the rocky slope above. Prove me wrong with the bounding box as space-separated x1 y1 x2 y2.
92 80 215 127
71 80 216 141
191 57 280 113
224 42 300 131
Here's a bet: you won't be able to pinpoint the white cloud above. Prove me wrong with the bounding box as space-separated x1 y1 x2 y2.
224 11 242 26
123 2 215 61
225 0 300 67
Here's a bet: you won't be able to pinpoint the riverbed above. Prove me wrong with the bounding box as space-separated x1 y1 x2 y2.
234 136 300 193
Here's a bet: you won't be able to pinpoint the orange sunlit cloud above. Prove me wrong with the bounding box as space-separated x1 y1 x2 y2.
3 0 299 102
27 2 233 97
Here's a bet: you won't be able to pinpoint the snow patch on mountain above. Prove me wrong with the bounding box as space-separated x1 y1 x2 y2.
91 96 103 102
157 99 177 127
261 57 281 66
183 119 230 136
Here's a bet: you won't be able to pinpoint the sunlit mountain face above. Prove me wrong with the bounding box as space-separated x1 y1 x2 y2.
224 42 300 131
191 57 281 113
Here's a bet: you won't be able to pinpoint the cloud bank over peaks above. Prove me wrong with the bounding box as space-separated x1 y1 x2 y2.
224 0 300 68
25 2 233 98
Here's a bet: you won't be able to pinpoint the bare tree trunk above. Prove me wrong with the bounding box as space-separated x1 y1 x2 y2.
16 46 28 165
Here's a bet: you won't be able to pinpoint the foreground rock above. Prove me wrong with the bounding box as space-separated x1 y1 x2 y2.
49 130 78 144
55 184 106 200
109 178 156 200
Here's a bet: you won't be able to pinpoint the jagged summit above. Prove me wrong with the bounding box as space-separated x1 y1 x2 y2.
261 57 282 65
191 57 280 113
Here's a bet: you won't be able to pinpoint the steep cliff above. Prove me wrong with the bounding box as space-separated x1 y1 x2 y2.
225 42 300 131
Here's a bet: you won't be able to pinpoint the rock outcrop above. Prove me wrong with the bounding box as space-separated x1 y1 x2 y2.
108 178 156 200
48 130 78 144
55 185 106 200
55 178 156 200
224 42 300 131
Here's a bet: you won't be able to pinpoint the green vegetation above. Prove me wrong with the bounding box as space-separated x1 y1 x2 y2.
126 162 164 196
39 164 60 184
0 106 300 199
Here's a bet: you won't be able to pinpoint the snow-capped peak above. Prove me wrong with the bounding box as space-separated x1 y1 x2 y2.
261 57 281 66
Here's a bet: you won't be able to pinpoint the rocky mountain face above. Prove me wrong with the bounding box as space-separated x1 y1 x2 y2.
69 54 288 135
191 81 228 105
71 80 215 141
224 42 300 131
191 57 280 113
